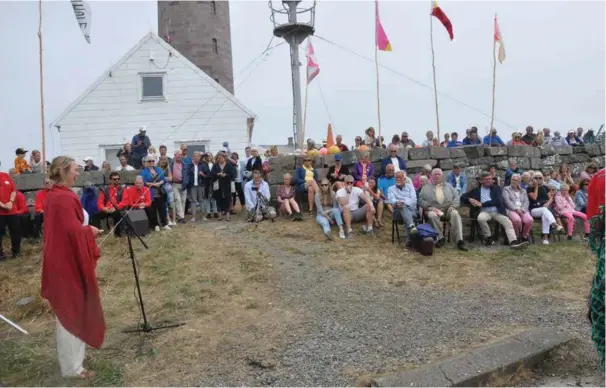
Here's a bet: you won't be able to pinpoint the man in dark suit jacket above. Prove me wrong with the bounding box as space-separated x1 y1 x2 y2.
461 171 527 248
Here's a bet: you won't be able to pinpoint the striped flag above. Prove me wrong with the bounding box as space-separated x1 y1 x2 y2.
71 0 92 44
375 0 392 51
306 41 320 84
431 1 454 40
494 15 506 64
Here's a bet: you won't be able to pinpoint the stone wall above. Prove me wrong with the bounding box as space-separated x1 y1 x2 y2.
265 144 605 198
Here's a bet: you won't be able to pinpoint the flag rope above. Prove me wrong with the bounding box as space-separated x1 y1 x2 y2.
375 42 383 147
489 13 498 145
429 8 441 140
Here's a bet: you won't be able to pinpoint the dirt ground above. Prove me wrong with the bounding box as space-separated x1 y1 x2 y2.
0 214 598 386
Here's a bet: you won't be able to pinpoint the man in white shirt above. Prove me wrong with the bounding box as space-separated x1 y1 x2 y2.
336 175 375 238
244 170 276 222
387 171 418 247
114 156 135 171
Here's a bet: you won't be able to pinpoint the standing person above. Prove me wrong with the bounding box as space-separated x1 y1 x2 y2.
116 143 134 167
140 156 170 231
30 150 43 173
157 156 176 226
187 151 209 222
131 126 151 169
210 152 236 220
335 135 349 151
170 151 189 223
0 170 19 259
231 152 246 210
41 156 104 378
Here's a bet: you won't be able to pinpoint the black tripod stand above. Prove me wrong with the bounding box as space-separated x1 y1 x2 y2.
249 187 275 228
104 190 184 333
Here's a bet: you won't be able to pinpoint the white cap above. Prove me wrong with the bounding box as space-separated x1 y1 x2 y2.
83 156 94 162
139 125 147 132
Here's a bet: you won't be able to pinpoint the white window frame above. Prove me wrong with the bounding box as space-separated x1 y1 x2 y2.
140 72 166 102
99 143 125 169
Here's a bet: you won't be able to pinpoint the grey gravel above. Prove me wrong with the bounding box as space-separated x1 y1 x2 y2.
193 221 594 387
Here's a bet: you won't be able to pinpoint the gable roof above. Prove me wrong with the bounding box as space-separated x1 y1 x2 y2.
52 32 256 129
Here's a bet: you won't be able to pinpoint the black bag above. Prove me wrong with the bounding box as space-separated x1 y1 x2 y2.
413 237 435 256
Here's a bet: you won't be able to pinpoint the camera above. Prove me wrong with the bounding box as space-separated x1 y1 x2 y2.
251 186 258 191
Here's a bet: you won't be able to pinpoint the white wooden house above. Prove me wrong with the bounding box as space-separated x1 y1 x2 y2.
53 32 255 168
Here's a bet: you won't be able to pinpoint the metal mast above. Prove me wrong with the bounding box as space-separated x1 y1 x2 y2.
269 1 316 150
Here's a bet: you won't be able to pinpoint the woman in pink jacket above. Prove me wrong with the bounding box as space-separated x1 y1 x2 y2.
554 183 589 240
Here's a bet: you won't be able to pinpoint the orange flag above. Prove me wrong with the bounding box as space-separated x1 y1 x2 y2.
326 123 335 147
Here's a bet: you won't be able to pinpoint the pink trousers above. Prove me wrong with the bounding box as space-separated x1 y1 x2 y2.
508 210 533 238
560 211 590 236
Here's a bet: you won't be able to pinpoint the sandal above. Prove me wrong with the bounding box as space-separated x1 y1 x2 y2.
78 369 96 379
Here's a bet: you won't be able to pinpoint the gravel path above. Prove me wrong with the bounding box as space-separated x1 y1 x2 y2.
194 221 593 387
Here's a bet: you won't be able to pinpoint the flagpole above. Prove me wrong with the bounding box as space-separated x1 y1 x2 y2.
38 0 46 172
302 74 309 147
375 37 383 147
489 13 497 146
429 8 441 140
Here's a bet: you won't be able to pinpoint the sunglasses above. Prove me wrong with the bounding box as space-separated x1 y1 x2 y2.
111 177 120 181
304 159 312 162
147 160 155 163
390 150 397 153
320 184 329 187
346 182 354 185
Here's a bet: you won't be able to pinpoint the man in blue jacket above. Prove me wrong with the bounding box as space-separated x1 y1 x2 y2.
461 171 527 248
381 144 406 175
483 128 505 146
131 126 151 169
446 165 467 194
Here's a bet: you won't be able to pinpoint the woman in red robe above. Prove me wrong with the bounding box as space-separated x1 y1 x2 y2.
587 168 605 219
41 156 104 379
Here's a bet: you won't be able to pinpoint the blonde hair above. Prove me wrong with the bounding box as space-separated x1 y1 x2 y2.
560 183 570 191
148 145 157 154
49 156 75 183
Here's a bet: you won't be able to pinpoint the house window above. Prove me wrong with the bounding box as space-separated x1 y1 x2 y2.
177 142 208 158
210 0 216 14
212 38 218 54
141 73 165 101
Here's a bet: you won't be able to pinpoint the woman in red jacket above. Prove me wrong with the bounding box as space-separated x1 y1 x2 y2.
0 171 19 260
41 156 103 379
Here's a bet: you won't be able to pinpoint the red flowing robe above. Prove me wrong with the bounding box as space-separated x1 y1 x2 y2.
40 185 105 348
587 169 605 219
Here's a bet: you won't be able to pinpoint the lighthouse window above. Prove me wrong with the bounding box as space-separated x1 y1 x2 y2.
210 1 216 14
212 38 218 54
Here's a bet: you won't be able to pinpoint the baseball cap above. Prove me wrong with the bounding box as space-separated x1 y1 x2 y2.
402 132 409 137
344 175 354 183
83 157 94 162
334 154 342 161
139 125 147 132
15 148 28 155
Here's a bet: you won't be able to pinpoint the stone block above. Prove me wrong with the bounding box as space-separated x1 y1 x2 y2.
75 171 105 187
562 153 590 164
340 151 361 166
408 147 430 160
372 162 382 177
462 145 486 159
429 146 450 159
508 157 531 170
314 156 324 169
572 145 587 154
406 159 437 172
568 163 585 177
464 165 486 180
451 157 469 168
530 158 544 170
495 159 510 170
115 170 139 185
449 148 467 159
269 155 296 172
397 148 409 160
438 159 455 170
590 157 605 169
539 145 556 156
370 147 387 162
11 173 45 191
269 185 278 200
508 145 541 158
600 142 605 155
542 154 562 167
584 144 602 157
322 154 336 167
316 168 328 180
486 147 508 156
268 171 286 185
469 157 495 168
555 147 573 155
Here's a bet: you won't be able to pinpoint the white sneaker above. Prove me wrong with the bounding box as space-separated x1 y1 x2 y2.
154 226 160 232
339 229 346 239
168 221 176 226
542 239 549 245
163 225 172 231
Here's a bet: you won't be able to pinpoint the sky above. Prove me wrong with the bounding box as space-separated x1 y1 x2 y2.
0 0 604 171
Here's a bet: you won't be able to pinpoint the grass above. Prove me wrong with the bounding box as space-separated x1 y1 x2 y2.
0 225 295 386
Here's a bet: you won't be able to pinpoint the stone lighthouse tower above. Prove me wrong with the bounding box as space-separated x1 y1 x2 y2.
158 1 235 94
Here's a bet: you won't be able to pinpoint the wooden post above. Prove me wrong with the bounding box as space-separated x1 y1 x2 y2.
375 44 383 147
302 79 309 147
430 9 441 140
489 14 497 147
38 0 46 172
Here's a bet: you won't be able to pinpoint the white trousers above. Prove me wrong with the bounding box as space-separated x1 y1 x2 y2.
172 183 187 219
56 318 85 377
530 207 556 234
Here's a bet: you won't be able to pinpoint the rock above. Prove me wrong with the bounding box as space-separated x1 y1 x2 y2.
462 145 486 159
268 171 286 185
269 155 296 172
16 297 35 306
449 148 467 159
429 146 450 159
340 151 361 166
316 168 329 180
572 146 587 154
542 154 562 167
75 171 105 187
562 154 590 164
584 144 601 157
530 158 544 170
508 146 541 158
451 158 470 168
468 157 495 168
115 170 139 185
408 148 431 160
9 173 45 192
314 156 324 169
486 147 508 156
539 145 556 156
555 147 573 155
464 165 486 180
406 159 437 172
370 148 387 162
397 148 409 160
509 157 531 169
322 154 336 167
590 157 605 169
439 159 455 170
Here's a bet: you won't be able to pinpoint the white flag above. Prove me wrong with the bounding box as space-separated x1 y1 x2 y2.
71 0 92 44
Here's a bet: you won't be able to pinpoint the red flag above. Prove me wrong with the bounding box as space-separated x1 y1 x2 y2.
431 1 454 41
306 41 320 84
494 14 506 64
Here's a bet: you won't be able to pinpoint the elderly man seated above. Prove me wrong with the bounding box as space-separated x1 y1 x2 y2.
387 171 418 247
336 175 375 237
124 175 153 230
381 144 407 174
461 171 528 249
244 170 276 222
419 168 468 251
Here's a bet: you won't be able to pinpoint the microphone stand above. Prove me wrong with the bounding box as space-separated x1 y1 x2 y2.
103 186 184 333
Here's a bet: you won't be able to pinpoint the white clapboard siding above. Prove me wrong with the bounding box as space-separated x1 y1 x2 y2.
53 32 255 165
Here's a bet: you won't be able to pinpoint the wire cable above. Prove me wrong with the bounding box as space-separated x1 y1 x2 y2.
313 34 519 131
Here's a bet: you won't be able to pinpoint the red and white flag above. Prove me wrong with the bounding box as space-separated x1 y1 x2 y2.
306 40 320 84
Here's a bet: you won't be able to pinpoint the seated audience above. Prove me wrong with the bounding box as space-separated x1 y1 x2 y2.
327 154 350 189
400 132 416 148
462 129 482 145
97 172 128 237
387 171 418 248
582 129 596 144
520 172 531 190
502 173 533 242
335 135 349 152
446 165 467 195
440 133 450 147
294 156 319 214
352 152 375 189
483 129 505 146
365 177 384 228
421 131 434 148
14 148 32 174
30 150 43 173
416 175 428 198
413 164 433 190
378 164 397 214
488 166 501 186
381 144 406 174
419 168 467 251
447 132 462 147
504 159 523 186
461 171 527 248
276 173 302 220
125 175 153 230
114 156 135 171
575 179 589 213
101 161 112 173
83 157 99 172
546 169 562 190
244 170 276 222
550 131 569 147
527 172 564 244
580 163 598 182
557 164 575 186
554 183 589 240
315 178 345 240
33 178 52 238
522 126 536 145
336 175 375 237
565 130 584 146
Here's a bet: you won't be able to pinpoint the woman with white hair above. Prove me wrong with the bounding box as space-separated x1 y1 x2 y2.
413 164 432 190
527 171 564 244
520 171 531 190
503 173 533 241
276 173 302 220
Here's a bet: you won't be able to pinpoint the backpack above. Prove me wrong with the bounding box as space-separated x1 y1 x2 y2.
414 223 439 240
411 223 439 257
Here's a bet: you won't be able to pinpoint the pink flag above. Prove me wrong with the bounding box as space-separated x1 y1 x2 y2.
494 15 506 64
306 41 320 84
375 0 392 51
